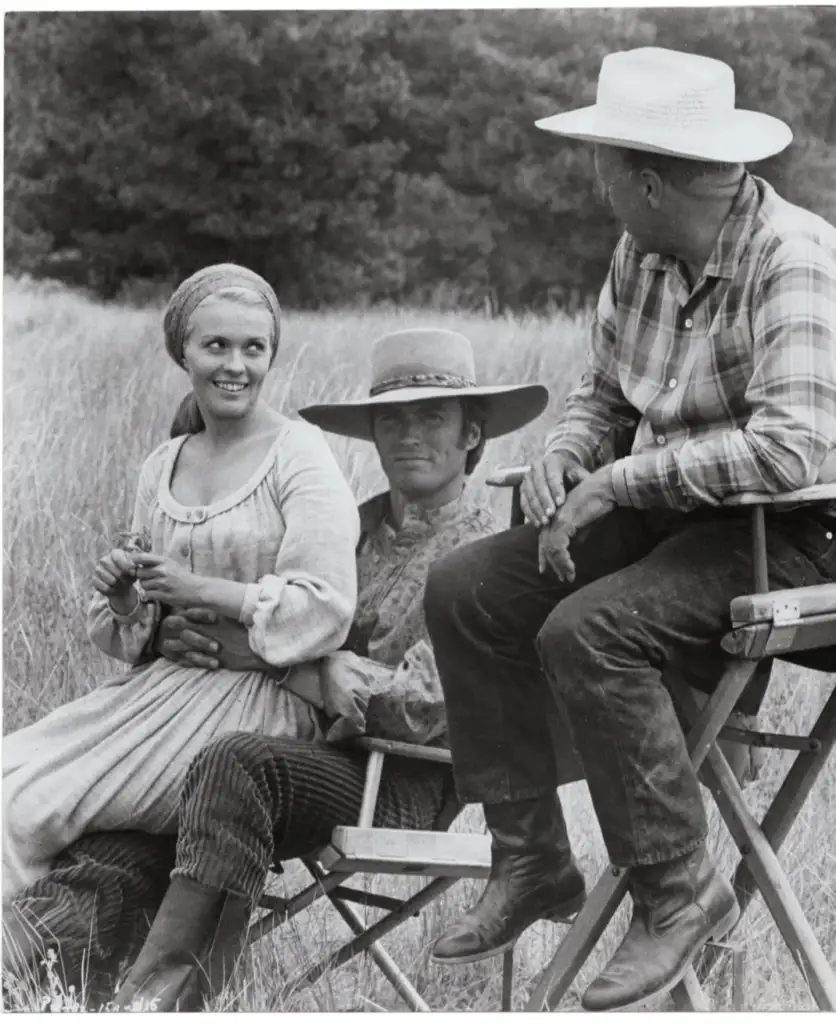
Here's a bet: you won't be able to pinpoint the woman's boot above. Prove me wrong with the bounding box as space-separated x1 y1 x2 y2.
112 875 251 1012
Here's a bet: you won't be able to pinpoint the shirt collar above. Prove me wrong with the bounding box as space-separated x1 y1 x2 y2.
638 172 760 282
359 486 471 539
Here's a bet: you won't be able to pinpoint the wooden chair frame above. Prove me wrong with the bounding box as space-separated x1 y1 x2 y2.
244 469 836 1013
487 470 836 1013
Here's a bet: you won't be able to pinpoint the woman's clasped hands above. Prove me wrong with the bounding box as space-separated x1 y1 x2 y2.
131 553 204 607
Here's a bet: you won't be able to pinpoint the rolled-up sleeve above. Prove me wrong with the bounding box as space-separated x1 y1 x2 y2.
240 425 360 668
86 447 164 666
545 237 640 469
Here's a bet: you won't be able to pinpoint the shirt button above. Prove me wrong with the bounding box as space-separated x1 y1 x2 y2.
684 317 694 329
180 543 190 557
668 377 678 389
656 435 667 446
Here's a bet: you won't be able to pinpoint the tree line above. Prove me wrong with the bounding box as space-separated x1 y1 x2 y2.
5 8 836 312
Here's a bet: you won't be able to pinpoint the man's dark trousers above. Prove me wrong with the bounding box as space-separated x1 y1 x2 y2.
424 505 835 867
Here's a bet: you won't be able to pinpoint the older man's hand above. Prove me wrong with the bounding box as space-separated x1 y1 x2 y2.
155 607 282 675
520 451 590 527
155 607 221 669
538 466 618 581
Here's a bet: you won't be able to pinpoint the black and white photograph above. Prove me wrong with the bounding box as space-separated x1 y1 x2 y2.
3 4 836 1013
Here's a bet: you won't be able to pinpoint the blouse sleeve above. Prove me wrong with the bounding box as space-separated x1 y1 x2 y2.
239 423 360 667
86 446 165 666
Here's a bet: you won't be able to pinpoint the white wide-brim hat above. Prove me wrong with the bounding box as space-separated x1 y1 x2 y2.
536 47 792 164
299 328 549 442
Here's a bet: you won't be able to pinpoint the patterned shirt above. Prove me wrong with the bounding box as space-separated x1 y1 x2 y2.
545 173 836 514
316 488 497 746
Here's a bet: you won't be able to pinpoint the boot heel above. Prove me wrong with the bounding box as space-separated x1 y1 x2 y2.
545 889 586 924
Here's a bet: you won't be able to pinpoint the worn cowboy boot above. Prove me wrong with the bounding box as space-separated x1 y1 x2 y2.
112 875 251 1012
431 794 585 963
582 843 740 1011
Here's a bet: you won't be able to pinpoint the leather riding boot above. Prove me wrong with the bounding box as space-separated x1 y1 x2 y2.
582 843 740 1011
432 794 585 964
112 875 251 1012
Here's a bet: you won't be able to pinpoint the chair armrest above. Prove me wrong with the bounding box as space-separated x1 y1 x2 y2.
348 738 452 829
722 483 836 507
487 465 531 489
349 736 452 764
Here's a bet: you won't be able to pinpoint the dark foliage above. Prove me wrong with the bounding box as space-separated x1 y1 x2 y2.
5 9 835 311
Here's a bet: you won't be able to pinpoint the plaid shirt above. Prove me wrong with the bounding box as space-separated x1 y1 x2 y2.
546 174 836 513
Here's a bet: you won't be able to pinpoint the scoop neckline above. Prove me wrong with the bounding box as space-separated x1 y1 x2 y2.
156 424 289 523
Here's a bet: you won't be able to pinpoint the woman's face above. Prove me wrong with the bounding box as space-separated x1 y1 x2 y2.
372 397 480 505
182 296 275 423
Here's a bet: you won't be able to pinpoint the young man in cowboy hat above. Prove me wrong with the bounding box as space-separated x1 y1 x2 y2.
5 329 556 1010
425 47 836 1009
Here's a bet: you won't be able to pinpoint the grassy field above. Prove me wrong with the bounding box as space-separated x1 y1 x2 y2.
3 275 834 1011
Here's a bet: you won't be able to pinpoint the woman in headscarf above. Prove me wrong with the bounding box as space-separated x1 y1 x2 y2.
2 265 360 905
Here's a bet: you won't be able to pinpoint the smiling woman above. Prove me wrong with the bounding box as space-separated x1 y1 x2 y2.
167 280 278 439
2 264 361 906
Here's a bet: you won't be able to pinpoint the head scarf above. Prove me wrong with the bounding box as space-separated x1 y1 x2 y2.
162 263 281 367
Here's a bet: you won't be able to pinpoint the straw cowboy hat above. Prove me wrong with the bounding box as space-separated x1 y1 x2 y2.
535 47 792 164
299 328 549 442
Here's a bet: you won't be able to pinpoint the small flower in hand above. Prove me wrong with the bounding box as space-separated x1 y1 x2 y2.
132 553 202 608
117 528 153 601
117 527 153 554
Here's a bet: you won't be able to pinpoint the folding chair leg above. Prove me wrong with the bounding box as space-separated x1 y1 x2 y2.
291 872 457 1010
524 868 629 1011
501 948 514 1011
700 742 836 1010
249 868 351 943
701 682 836 982
325 894 431 1011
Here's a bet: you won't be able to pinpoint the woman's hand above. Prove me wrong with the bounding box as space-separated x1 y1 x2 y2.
132 553 204 608
93 549 140 608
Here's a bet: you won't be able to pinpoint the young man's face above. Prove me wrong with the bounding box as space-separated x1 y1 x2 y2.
372 397 480 503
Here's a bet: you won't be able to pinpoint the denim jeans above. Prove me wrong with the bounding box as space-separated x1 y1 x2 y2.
423 506 835 867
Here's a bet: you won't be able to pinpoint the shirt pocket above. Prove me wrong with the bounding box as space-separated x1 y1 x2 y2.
679 322 754 426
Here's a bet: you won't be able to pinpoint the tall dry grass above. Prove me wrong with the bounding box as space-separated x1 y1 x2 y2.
2 275 834 1011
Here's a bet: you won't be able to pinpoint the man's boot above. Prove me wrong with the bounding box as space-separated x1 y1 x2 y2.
582 843 740 1011
431 794 585 963
111 875 251 1012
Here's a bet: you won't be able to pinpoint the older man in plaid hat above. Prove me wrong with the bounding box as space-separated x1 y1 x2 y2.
427 46 836 1010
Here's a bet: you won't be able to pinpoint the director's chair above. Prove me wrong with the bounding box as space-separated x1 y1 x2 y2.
484 465 836 1012
242 733 515 1012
